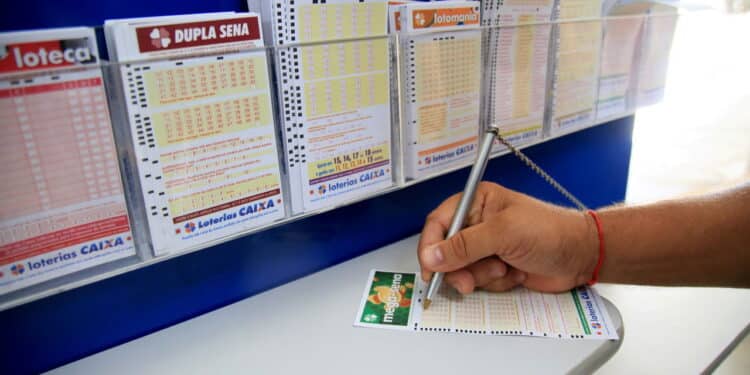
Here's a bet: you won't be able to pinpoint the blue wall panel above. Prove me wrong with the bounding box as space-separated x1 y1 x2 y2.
0 1 246 32
1 118 634 374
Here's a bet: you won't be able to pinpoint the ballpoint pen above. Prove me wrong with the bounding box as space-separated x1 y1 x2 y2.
423 125 498 310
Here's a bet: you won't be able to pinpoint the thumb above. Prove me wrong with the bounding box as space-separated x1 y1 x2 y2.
420 222 499 273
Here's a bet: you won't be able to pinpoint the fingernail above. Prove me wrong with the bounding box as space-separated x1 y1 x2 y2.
459 282 473 295
448 280 465 294
421 272 431 283
514 272 527 283
491 264 506 278
425 245 444 267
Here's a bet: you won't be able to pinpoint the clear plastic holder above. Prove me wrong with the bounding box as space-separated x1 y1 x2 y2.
485 19 556 152
0 62 142 308
395 11 682 185
634 9 680 108
547 17 603 138
104 45 292 259
397 25 484 182
596 14 646 123
0 36 405 310
0 11 686 310
272 35 400 215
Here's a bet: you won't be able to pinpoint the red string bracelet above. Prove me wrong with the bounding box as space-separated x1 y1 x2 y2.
586 210 605 286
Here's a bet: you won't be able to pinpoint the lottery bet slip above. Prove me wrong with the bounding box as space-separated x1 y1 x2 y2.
0 27 136 293
355 270 618 340
482 0 554 148
249 0 394 214
549 0 603 136
106 13 286 256
397 2 482 180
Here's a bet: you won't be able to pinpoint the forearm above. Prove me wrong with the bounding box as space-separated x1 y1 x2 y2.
595 184 750 287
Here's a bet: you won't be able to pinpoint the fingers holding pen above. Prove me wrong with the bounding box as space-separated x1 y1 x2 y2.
443 263 526 296
421 221 499 274
418 216 447 282
418 182 519 284
481 268 527 292
418 192 463 282
444 256 508 294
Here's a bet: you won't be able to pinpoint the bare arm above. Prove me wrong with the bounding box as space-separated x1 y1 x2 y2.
417 182 750 294
598 184 750 287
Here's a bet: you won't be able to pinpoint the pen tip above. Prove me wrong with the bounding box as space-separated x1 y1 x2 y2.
423 299 432 310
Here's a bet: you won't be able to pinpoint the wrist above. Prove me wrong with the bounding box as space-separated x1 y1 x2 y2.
585 210 605 285
575 210 602 286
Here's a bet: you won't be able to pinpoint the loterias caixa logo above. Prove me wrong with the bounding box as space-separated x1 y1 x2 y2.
11 263 25 276
135 17 261 53
149 27 172 49
174 196 280 236
0 37 97 74
183 221 197 234
4 236 130 279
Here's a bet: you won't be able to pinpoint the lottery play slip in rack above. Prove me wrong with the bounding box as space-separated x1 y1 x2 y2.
0 0 681 310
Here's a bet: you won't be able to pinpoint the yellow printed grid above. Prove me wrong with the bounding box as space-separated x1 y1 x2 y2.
167 172 280 218
414 36 481 144
558 22 601 81
159 136 270 165
304 72 389 118
300 40 388 81
152 95 272 147
296 3 387 43
555 21 601 117
512 21 536 119
416 103 478 144
558 0 601 19
144 56 268 108
416 104 448 143
415 37 481 102
162 143 275 185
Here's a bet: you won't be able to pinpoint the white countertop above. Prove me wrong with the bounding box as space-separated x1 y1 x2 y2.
595 283 750 374
50 235 624 375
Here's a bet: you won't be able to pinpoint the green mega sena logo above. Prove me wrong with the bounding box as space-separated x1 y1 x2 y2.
360 271 415 326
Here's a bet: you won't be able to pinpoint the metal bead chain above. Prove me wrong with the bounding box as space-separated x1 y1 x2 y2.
494 133 588 211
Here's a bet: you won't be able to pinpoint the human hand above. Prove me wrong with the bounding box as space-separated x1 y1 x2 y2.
417 182 599 294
